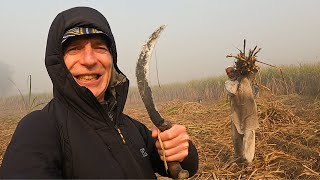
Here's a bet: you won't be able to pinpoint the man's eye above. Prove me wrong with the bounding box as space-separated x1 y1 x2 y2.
65 47 80 54
95 46 109 52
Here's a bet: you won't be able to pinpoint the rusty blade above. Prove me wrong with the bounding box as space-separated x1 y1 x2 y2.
135 25 189 179
135 25 167 130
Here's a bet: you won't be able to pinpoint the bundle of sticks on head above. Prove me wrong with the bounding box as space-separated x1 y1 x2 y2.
226 39 261 78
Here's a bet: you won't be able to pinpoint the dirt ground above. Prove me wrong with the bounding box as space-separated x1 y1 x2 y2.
1 94 319 179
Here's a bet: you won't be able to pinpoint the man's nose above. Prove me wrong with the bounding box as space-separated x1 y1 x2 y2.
80 44 97 66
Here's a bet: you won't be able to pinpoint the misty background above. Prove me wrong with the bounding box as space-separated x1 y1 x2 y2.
0 0 319 97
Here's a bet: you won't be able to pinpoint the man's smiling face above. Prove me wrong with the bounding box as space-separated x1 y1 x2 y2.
63 34 112 102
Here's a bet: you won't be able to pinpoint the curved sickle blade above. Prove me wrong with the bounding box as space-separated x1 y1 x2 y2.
135 25 168 130
135 25 189 179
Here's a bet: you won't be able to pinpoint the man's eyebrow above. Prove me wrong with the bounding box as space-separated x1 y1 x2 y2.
93 39 108 45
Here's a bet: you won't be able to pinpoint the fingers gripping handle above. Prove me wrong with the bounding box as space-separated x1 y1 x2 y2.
158 120 189 179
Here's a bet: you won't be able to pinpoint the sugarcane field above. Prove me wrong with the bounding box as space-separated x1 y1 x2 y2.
2 1 320 179
1 58 319 179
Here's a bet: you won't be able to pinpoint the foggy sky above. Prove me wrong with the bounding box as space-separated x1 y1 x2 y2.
0 61 13 96
0 0 319 97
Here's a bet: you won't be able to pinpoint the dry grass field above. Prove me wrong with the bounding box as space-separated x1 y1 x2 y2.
124 94 319 179
0 90 319 179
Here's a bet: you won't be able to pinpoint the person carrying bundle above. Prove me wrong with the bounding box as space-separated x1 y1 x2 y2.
225 40 260 163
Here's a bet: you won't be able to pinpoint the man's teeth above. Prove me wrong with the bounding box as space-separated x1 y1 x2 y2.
78 75 98 80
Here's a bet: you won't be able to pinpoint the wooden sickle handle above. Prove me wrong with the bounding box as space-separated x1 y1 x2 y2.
158 121 190 179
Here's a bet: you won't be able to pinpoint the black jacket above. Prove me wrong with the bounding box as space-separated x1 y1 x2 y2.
0 6 198 179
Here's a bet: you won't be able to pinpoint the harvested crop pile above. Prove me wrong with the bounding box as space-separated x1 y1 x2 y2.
1 94 319 179
125 95 319 179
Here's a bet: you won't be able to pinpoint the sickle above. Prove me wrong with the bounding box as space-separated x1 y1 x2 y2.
135 25 189 179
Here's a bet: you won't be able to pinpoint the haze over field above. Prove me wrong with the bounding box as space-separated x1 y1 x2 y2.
0 0 319 96
0 62 13 96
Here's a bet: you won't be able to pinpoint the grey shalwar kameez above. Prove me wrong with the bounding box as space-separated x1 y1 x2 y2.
225 77 259 163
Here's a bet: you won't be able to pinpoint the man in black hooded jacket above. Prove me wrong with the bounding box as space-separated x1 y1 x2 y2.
0 6 198 179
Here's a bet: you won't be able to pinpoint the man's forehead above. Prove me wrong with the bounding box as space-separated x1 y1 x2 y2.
61 27 112 48
64 34 108 47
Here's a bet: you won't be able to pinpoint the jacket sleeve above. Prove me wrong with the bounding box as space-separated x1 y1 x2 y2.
0 110 62 178
131 119 199 178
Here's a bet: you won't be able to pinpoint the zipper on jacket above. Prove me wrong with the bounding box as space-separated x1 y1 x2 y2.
107 110 126 144
115 124 126 144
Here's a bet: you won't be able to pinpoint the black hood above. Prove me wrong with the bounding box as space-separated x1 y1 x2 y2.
45 6 128 123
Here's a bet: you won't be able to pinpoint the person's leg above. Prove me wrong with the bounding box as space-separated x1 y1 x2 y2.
231 122 244 162
242 130 255 163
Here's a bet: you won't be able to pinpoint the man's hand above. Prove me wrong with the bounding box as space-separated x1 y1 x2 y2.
152 125 189 162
